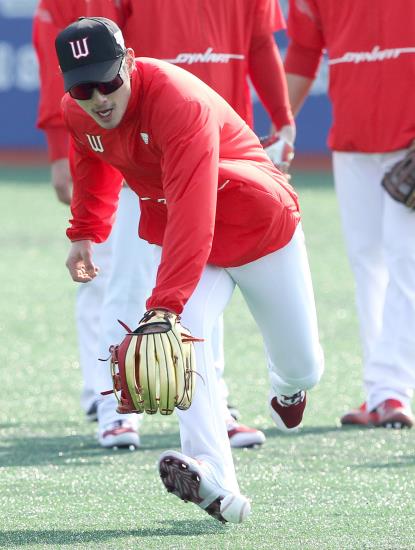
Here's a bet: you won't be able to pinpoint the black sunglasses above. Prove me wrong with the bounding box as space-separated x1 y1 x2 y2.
69 73 124 100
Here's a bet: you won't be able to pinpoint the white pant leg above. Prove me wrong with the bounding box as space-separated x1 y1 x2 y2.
211 314 231 415
333 151 415 410
153 225 321 491
370 152 415 408
227 224 324 397
76 236 113 413
95 187 157 428
175 262 239 493
333 152 388 371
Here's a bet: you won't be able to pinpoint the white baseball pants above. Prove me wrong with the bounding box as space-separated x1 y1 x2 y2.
76 233 113 414
333 151 415 411
170 224 323 492
93 187 157 428
94 188 231 429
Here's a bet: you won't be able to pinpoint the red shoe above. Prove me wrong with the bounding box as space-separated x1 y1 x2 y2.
98 420 140 449
270 391 306 431
374 399 414 429
227 422 266 448
340 402 379 426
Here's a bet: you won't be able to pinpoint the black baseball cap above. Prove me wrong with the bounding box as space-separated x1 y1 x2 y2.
55 17 126 92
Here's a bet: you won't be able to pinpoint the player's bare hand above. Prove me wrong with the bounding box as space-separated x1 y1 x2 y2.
51 158 72 205
66 240 99 282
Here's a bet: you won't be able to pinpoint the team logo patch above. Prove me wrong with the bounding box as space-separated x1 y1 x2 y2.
140 132 149 144
69 37 89 59
86 134 104 152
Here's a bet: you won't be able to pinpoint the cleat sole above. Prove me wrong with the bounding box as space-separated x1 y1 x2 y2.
159 455 226 523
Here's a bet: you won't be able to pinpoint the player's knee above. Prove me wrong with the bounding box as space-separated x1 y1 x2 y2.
288 346 324 390
269 345 324 393
302 347 324 390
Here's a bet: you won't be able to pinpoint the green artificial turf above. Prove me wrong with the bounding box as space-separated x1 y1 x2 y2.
0 167 414 550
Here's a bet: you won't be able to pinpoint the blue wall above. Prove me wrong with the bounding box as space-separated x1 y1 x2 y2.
0 1 43 148
0 0 331 152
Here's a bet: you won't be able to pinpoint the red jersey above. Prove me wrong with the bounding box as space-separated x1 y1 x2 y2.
85 0 291 131
63 60 300 313
285 0 415 152
33 0 86 160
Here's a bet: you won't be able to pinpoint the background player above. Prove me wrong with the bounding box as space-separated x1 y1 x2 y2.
34 0 109 426
55 16 323 521
284 0 415 428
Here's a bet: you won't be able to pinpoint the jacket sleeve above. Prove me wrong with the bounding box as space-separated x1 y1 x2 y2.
285 0 324 78
249 34 293 130
67 135 124 243
146 100 220 314
249 0 293 129
33 0 69 161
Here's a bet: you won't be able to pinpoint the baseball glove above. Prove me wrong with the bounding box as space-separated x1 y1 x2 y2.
381 143 415 209
102 309 201 415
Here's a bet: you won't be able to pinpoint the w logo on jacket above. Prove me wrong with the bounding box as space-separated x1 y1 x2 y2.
69 38 89 59
86 134 104 153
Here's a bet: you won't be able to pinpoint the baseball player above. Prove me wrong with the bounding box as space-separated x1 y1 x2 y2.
83 0 295 448
285 0 415 428
34 0 144 447
33 0 112 426
55 16 323 523
35 0 297 448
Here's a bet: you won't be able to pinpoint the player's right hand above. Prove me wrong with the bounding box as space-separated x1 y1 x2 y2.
51 158 72 205
66 240 99 282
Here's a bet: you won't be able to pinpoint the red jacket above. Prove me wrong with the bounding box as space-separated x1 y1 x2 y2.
285 0 415 152
33 0 86 160
63 60 300 313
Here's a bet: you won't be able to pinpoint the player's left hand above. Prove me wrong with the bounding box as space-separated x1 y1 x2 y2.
260 124 296 174
103 310 201 415
66 240 99 282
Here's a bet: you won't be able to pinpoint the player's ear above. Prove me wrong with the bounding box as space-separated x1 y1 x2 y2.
124 48 135 75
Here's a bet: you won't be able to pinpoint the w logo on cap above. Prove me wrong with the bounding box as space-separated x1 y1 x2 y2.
69 37 89 59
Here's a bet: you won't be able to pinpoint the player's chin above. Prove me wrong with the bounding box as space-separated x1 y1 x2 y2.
92 111 120 129
94 117 120 130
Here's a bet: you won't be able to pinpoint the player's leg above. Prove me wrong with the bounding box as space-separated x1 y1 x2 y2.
211 315 227 403
178 264 237 488
227 223 324 431
211 314 266 447
212 317 240 420
212 317 238 419
76 235 113 421
333 152 387 371
333 152 392 425
363 150 415 427
158 260 250 523
94 186 157 447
